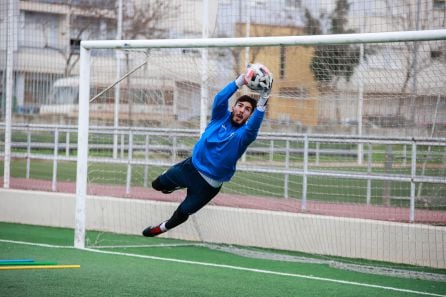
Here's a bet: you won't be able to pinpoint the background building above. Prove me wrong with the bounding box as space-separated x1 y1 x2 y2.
1 0 445 135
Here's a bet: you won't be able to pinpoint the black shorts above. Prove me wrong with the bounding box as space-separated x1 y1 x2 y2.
158 157 222 215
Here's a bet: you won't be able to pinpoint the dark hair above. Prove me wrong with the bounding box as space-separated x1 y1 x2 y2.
235 95 257 111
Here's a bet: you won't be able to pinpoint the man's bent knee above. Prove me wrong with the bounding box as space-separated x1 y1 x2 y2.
152 176 163 191
152 176 180 194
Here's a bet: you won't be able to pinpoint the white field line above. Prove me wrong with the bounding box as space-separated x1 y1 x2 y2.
0 239 73 248
0 239 202 250
89 243 205 249
1 239 444 297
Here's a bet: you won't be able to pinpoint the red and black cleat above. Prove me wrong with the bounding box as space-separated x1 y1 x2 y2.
142 224 164 237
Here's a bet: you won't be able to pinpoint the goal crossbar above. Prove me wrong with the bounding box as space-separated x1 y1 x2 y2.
81 29 446 50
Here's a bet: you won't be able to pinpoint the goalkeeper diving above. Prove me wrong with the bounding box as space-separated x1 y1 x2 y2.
143 64 273 237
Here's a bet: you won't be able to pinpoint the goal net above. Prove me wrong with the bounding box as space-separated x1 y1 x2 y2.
74 30 446 268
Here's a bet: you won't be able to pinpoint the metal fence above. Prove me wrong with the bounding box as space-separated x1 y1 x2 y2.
1 123 445 223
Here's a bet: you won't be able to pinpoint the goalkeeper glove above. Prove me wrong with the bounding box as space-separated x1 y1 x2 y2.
257 80 273 112
236 66 257 88
235 74 246 88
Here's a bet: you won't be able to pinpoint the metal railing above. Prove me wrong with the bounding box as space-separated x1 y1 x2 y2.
1 123 446 222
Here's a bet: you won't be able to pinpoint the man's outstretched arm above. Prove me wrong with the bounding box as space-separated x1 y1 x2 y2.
211 74 247 121
210 80 237 121
244 84 272 142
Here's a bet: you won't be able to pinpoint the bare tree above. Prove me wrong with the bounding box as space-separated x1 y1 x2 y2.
119 1 180 126
121 1 179 40
305 0 361 123
228 23 245 77
229 22 281 77
44 0 116 77
383 0 446 116
44 0 179 78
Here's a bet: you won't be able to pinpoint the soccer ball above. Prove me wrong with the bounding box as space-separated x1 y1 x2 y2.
246 63 273 92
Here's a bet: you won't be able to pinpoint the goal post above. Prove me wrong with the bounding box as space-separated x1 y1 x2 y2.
74 29 446 268
74 46 90 249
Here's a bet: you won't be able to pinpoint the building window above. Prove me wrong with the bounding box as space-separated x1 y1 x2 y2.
70 39 81 55
21 11 59 49
285 0 302 10
251 0 267 7
433 0 446 9
280 46 286 79
430 50 443 60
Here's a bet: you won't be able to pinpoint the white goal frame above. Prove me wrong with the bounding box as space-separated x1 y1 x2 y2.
74 29 446 249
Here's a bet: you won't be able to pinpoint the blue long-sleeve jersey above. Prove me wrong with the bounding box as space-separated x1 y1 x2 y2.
192 81 265 182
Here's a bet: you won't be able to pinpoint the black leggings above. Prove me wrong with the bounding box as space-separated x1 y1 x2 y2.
152 157 221 229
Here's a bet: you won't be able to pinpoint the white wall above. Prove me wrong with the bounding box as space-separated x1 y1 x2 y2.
0 188 444 268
